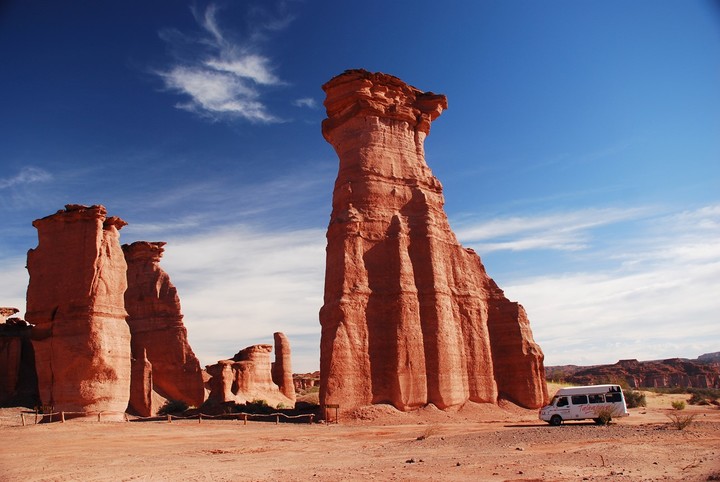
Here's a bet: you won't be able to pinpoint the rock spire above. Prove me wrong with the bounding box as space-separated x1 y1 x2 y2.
123 241 205 414
26 204 131 415
319 70 547 412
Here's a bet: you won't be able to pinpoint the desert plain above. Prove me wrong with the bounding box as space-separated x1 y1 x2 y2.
1 385 718 482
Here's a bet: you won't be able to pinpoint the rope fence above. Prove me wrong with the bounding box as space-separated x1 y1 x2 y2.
20 409 316 426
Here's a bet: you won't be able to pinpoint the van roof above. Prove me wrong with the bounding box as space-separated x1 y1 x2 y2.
553 384 623 396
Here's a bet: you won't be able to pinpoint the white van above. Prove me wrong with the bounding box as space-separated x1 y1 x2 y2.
539 384 630 426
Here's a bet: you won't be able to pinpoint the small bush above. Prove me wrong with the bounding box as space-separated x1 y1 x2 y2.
624 389 647 408
158 399 189 415
416 425 440 440
687 388 719 406
240 399 274 414
671 400 686 410
593 405 618 425
666 412 695 430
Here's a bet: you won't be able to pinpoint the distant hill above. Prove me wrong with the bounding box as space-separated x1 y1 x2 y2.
546 352 720 389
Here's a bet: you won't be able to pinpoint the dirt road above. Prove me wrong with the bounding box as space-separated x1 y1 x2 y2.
1 392 718 481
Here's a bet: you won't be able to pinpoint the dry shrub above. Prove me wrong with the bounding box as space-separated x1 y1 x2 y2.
666 412 695 430
416 424 440 440
593 405 619 425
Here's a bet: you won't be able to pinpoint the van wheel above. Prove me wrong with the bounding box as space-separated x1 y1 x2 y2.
550 415 562 426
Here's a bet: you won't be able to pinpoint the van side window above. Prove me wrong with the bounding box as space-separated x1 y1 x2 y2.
556 396 569 407
588 394 605 404
571 395 588 405
606 392 622 403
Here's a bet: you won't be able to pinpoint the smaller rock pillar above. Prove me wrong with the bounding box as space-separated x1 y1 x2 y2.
272 332 296 404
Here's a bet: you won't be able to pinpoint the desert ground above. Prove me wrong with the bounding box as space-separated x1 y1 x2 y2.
1 386 718 482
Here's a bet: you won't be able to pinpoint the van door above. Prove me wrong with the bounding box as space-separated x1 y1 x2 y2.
554 396 571 420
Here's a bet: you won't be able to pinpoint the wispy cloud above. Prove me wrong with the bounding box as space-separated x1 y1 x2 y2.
293 97 318 109
156 3 290 123
0 255 28 313
160 225 326 371
495 204 720 366
455 206 652 252
0 167 52 189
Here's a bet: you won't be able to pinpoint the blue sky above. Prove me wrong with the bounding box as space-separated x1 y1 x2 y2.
1 1 718 373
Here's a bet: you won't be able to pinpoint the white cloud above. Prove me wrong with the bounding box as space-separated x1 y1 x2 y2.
160 225 326 372
0 255 29 317
455 206 651 252
293 97 318 109
0 167 52 189
205 56 281 86
494 204 720 366
161 66 277 122
157 3 289 123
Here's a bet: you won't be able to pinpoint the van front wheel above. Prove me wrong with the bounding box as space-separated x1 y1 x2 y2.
550 415 562 426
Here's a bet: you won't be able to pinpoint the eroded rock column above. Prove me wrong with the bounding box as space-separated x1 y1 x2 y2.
205 343 295 409
123 241 205 413
271 332 296 404
26 204 131 414
319 70 547 412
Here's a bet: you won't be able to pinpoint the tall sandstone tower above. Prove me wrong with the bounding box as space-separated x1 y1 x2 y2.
319 70 547 411
26 204 131 414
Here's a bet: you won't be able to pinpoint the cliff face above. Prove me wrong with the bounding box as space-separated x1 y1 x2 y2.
26 204 131 414
547 356 720 389
319 70 547 411
123 241 206 414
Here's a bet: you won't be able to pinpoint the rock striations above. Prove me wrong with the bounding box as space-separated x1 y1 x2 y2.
319 70 547 412
26 204 131 415
123 241 205 415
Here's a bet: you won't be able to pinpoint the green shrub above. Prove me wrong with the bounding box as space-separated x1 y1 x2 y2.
624 389 646 408
158 399 189 415
671 400 686 410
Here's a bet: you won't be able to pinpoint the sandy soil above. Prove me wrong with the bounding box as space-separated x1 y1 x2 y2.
1 388 718 482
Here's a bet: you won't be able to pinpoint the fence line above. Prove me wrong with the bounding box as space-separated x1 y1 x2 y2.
20 410 316 426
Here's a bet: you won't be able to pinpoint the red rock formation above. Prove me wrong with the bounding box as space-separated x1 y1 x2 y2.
547 357 720 389
205 341 295 409
0 312 38 407
123 241 205 414
293 371 320 392
0 307 19 323
129 348 153 417
271 332 296 403
26 204 131 415
319 70 547 412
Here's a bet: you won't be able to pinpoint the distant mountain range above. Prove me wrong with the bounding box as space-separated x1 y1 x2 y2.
545 352 720 389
